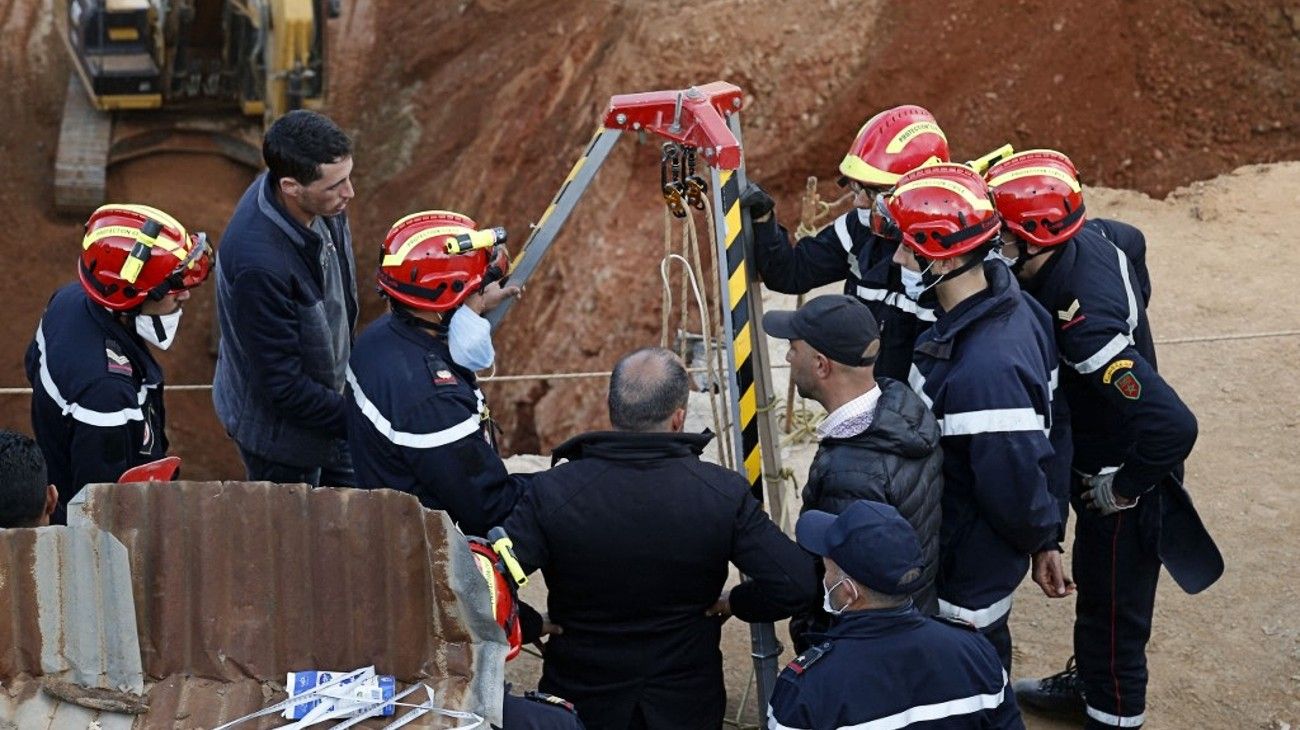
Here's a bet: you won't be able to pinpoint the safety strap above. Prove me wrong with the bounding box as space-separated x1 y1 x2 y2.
933 215 999 250
1042 202 1086 235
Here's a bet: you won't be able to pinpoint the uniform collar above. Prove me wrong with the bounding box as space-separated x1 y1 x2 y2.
79 289 161 381
550 430 714 465
916 262 1021 361
1021 237 1076 299
825 602 928 639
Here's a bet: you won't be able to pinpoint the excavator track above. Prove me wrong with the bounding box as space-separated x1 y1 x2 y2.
54 73 111 214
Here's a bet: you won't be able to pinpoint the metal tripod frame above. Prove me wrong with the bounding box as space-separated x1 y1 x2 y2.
486 81 789 715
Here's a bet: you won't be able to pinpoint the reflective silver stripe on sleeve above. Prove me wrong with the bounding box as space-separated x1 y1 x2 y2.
855 285 937 322
908 364 933 409
1068 244 1139 374
346 366 485 449
35 323 147 427
938 595 1014 629
770 669 1011 729
939 408 1049 437
834 213 863 280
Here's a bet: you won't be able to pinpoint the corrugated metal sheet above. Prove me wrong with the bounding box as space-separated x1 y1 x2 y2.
0 526 142 729
0 526 143 691
61 481 507 727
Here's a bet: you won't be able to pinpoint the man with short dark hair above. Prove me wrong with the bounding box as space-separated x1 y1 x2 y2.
504 347 820 729
767 500 1022 729
213 110 359 486
763 294 943 646
0 430 58 529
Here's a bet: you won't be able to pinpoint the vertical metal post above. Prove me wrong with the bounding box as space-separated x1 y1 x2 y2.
709 135 783 718
487 127 622 331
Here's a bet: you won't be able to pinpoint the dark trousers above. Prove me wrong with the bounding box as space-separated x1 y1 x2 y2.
982 614 1013 676
1072 487 1161 729
238 442 355 488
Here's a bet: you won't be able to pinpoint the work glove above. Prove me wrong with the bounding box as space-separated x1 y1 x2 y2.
1081 470 1138 516
740 182 775 220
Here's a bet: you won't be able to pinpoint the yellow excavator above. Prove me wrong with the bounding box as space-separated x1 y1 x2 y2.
55 0 337 213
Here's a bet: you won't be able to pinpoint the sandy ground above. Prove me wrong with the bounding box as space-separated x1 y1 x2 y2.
504 162 1300 729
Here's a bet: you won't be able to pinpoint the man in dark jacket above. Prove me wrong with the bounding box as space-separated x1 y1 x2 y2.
762 294 943 646
213 110 359 486
741 105 950 381
347 210 526 537
987 151 1220 728
28 204 211 522
503 347 821 730
887 164 1066 673
768 500 1022 730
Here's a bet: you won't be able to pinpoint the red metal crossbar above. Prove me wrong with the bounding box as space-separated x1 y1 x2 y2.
602 81 744 170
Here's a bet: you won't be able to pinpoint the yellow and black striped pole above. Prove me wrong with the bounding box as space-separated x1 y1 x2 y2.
710 112 785 711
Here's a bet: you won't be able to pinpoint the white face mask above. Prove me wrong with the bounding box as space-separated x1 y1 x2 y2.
856 207 873 227
986 247 1017 268
899 266 925 300
822 577 856 616
448 305 495 371
135 309 183 350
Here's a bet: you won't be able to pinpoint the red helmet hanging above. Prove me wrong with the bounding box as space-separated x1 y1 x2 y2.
468 539 523 661
79 204 212 311
985 149 1086 247
377 210 509 312
839 105 950 187
887 163 1001 260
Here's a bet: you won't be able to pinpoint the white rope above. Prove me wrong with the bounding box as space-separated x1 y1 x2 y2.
1 330 1292 397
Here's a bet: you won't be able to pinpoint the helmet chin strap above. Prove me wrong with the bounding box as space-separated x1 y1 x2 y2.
917 243 992 294
1010 242 1049 275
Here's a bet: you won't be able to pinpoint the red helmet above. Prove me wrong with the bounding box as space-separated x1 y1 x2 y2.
839 105 950 187
468 539 523 661
887 163 1001 260
985 149 1086 247
79 204 212 311
377 210 509 312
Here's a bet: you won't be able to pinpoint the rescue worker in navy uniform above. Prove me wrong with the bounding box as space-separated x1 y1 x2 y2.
741 105 950 381
886 164 1068 673
25 204 211 524
761 294 943 647
503 347 820 730
346 210 527 538
985 150 1222 728
768 500 1022 729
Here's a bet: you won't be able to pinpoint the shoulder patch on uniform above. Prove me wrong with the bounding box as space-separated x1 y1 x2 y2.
1114 371 1142 399
785 640 832 675
424 353 459 387
1057 299 1086 330
936 615 980 632
105 339 133 376
523 690 577 714
1101 359 1135 384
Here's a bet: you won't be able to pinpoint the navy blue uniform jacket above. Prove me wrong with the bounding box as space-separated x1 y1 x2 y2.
1022 225 1221 592
909 263 1064 620
26 284 168 522
345 311 526 537
768 605 1022 729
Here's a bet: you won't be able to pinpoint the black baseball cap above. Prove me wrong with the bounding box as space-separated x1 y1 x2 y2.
796 500 924 597
762 294 881 367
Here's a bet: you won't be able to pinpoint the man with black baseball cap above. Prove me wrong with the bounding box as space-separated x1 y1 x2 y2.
763 295 943 650
767 500 1022 729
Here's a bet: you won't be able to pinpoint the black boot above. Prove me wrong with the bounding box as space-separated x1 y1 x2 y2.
1013 656 1086 719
